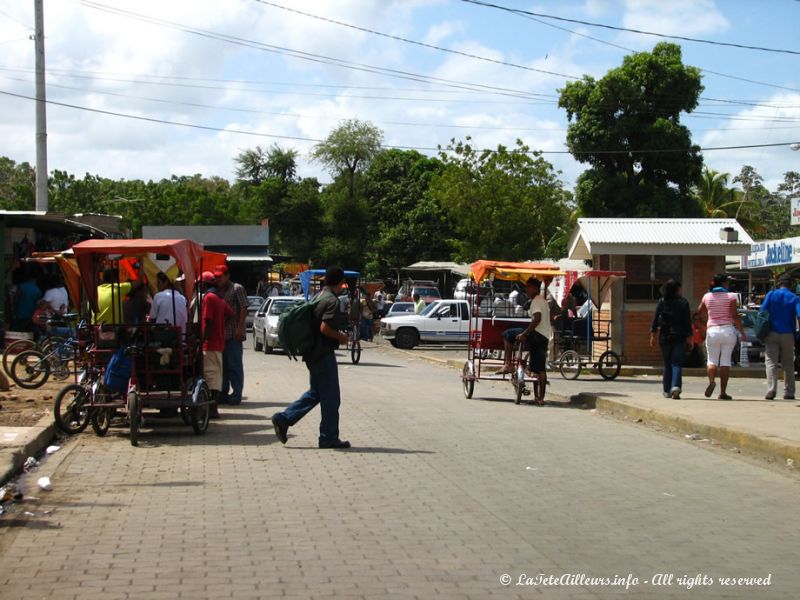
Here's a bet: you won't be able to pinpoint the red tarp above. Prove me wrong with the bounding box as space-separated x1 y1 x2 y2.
72 239 211 310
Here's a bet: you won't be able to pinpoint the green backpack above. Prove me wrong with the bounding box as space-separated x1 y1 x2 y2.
278 292 327 360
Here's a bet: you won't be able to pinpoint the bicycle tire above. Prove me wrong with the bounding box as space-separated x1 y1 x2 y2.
128 391 140 446
2 338 37 377
598 350 622 380
53 383 91 434
11 350 51 389
91 407 112 437
558 350 582 381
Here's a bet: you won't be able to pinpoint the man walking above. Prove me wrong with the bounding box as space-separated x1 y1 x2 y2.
271 267 351 449
200 272 233 418
760 273 800 400
214 265 248 405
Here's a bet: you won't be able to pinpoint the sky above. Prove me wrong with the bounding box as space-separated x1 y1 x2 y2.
0 0 798 193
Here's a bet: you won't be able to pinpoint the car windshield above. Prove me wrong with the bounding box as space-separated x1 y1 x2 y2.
415 287 440 297
420 302 439 317
248 296 263 310
269 299 302 315
390 303 414 313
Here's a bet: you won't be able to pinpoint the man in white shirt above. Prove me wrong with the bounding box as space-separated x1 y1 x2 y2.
149 272 188 334
497 277 551 404
373 288 386 318
43 278 69 314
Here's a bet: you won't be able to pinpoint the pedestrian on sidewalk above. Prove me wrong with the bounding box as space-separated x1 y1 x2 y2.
200 272 234 418
214 265 248 405
650 280 693 399
760 273 800 400
271 267 351 449
697 274 745 400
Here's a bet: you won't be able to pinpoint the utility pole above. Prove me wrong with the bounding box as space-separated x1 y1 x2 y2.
34 0 48 212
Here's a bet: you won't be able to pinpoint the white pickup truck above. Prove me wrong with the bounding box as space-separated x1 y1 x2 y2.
380 298 528 349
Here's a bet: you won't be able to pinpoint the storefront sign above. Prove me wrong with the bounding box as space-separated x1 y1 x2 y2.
741 236 800 269
792 197 800 226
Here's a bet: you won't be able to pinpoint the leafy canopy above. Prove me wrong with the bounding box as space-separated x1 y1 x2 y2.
559 42 704 217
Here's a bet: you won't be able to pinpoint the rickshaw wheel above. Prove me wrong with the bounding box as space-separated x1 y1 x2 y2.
598 350 622 380
180 405 192 425
558 350 582 380
462 362 474 399
91 407 112 436
191 384 211 435
128 391 140 446
53 383 91 434
11 350 50 389
351 340 361 364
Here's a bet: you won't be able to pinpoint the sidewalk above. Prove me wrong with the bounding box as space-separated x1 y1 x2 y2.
390 344 800 469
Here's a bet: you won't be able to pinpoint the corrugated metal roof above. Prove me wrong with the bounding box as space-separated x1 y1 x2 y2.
575 218 754 246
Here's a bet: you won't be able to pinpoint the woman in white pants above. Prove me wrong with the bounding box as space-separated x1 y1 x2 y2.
697 274 745 400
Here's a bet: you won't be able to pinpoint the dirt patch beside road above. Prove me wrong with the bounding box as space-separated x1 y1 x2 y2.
0 380 63 427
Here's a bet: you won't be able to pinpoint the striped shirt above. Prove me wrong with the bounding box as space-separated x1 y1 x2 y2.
702 291 736 327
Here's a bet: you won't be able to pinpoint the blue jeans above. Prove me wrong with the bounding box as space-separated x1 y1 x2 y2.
659 339 686 394
221 339 244 405
278 352 341 443
360 318 373 341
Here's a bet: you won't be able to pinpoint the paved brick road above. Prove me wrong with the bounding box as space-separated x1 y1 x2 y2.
0 345 798 599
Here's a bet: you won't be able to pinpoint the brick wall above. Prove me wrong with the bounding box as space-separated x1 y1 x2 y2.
691 256 721 305
623 309 661 365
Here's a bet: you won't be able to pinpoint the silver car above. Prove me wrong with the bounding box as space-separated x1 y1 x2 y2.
252 296 304 354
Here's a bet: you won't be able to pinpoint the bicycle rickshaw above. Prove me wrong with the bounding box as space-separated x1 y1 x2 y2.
461 260 565 404
550 269 625 380
65 238 226 446
299 268 364 364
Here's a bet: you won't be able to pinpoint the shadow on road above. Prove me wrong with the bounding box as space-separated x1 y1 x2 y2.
286 446 435 454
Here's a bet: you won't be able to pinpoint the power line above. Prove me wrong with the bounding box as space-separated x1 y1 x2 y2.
252 0 578 80
3 88 798 155
495 4 800 93
461 0 800 56
9 75 796 133
78 0 551 101
0 7 32 31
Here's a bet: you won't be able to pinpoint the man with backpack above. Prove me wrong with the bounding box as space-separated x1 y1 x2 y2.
272 267 352 449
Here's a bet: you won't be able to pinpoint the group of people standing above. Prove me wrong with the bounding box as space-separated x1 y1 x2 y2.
95 264 249 416
651 273 800 401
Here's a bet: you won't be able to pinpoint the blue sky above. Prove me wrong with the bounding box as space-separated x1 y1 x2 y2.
0 0 798 193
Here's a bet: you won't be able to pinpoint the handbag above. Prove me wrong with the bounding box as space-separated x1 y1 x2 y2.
753 310 771 342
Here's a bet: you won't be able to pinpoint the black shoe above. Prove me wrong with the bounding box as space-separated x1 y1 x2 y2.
319 438 351 449
718 393 733 400
271 414 288 444
784 394 795 400
765 391 776 400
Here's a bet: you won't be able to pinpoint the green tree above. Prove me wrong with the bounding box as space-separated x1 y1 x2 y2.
311 119 383 199
0 157 36 210
429 138 571 261
362 149 455 276
558 42 704 217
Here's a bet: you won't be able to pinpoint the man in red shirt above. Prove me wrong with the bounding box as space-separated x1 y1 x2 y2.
201 272 233 418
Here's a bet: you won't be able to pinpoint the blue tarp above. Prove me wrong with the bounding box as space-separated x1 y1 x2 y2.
299 269 361 299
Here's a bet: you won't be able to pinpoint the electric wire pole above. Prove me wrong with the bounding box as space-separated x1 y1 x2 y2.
34 0 48 212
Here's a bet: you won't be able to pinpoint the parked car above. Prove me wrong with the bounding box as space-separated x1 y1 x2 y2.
381 299 472 349
385 302 415 317
396 280 442 304
252 296 304 353
246 296 263 332
734 309 765 363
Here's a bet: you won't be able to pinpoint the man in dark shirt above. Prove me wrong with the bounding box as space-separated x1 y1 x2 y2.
271 267 351 449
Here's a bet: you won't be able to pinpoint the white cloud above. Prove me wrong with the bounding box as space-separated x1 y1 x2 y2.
621 0 729 45
698 92 800 190
423 20 465 46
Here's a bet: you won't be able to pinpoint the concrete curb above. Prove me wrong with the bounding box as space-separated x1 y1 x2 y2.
0 415 57 486
572 392 800 466
380 344 800 467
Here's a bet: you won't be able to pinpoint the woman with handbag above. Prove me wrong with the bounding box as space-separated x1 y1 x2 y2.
650 280 693 399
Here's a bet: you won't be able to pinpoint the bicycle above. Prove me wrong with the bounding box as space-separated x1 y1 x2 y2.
2 313 80 377
347 322 362 364
10 337 79 389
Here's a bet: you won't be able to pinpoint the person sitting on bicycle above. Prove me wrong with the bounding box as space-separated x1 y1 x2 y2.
496 277 551 403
